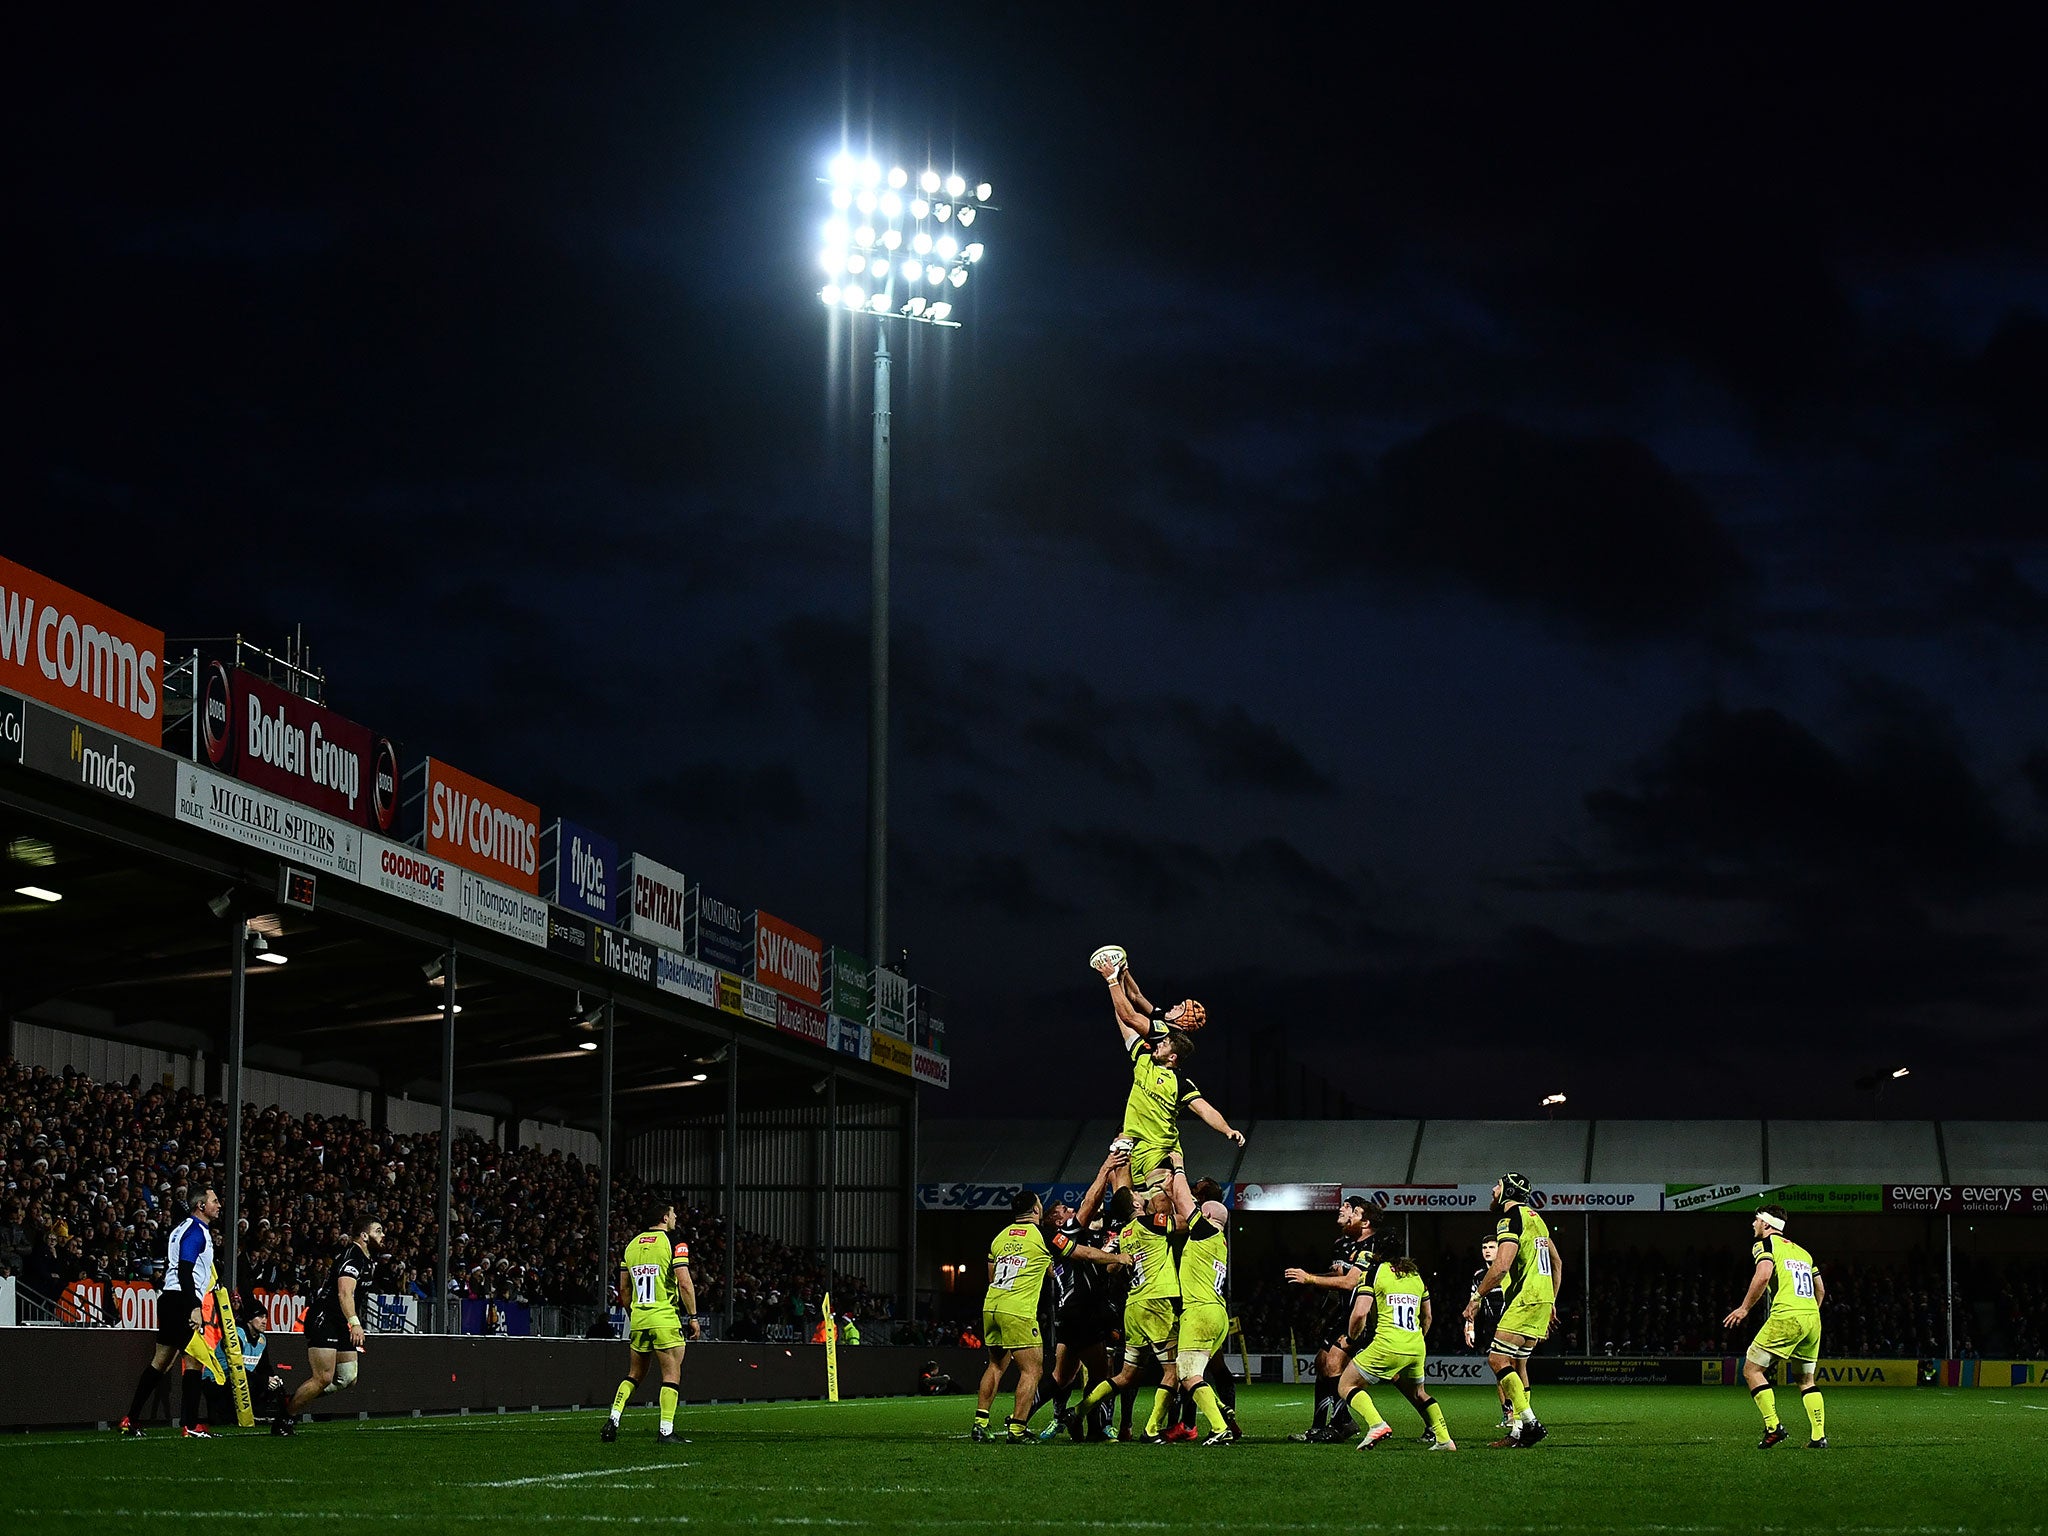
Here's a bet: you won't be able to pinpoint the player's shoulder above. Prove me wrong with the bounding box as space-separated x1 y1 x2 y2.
1496 1207 1523 1236
1753 1236 1773 1261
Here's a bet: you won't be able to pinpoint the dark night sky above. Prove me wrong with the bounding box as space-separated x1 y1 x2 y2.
12 10 2048 1121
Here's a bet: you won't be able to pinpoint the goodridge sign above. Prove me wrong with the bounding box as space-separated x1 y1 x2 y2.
754 910 823 1005
201 662 396 832
22 698 177 816
0 554 164 746
359 834 456 914
419 757 541 895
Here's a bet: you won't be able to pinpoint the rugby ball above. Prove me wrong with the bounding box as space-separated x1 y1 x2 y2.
1109 1135 1136 1157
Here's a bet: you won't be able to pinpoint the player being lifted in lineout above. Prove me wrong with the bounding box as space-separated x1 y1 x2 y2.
1090 945 1245 1194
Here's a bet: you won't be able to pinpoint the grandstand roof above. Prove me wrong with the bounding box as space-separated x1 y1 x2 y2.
2 773 906 1134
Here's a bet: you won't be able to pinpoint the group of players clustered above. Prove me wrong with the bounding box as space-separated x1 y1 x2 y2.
112 944 1833 1452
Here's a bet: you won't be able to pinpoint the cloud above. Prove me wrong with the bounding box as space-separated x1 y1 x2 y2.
946 854 1077 922
1354 415 1749 642
638 763 808 827
1020 678 1155 792
1165 700 1335 796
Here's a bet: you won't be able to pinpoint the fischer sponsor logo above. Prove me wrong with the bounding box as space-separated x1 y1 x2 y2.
69 723 137 799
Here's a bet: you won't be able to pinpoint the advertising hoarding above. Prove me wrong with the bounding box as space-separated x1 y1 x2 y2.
871 966 910 1039
623 853 689 950
754 910 823 1005
716 972 745 1017
359 834 458 915
869 1032 914 1076
199 662 395 831
776 995 828 1047
1665 1184 1883 1214
416 757 541 895
1239 1183 1665 1213
592 923 657 987
911 1045 951 1089
0 687 24 764
0 553 164 745
546 907 593 962
821 946 870 1020
741 980 778 1025
655 948 718 1007
22 698 178 817
913 986 948 1051
1881 1185 2048 1215
827 1016 869 1061
456 871 548 947
694 891 753 972
177 762 362 879
543 818 618 924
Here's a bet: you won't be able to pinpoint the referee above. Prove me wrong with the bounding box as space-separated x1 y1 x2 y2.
119 1185 222 1437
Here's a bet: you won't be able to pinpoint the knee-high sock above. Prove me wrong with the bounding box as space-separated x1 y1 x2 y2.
1751 1383 1779 1431
1499 1368 1532 1423
1119 1384 1137 1434
126 1363 165 1424
1179 1384 1199 1429
1311 1371 1334 1428
658 1384 678 1435
1080 1378 1115 1414
1193 1383 1228 1435
1326 1374 1355 1433
609 1379 635 1424
1424 1398 1451 1442
1145 1387 1172 1437
1345 1385 1386 1431
179 1367 202 1427
1801 1386 1825 1441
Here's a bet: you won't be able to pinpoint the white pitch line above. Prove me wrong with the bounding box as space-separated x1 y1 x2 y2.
468 1461 687 1487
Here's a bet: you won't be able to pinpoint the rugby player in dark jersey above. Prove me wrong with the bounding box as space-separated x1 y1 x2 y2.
1467 1236 1511 1436
1282 1195 1385 1442
274 1218 382 1435
1041 1148 1125 1439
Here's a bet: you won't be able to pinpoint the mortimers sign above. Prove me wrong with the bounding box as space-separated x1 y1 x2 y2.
200 661 398 833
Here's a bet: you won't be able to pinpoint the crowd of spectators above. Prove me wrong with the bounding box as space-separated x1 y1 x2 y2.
0 1058 878 1331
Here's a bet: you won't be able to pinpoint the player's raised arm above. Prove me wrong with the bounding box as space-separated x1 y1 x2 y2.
1284 1264 1355 1292
1186 1094 1246 1148
1106 973 1150 1048
1076 1145 1125 1228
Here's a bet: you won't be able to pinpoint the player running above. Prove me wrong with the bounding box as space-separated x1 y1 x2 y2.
275 1217 384 1435
1464 1172 1561 1448
119 1184 221 1438
1076 1182 1184 1442
1091 945 1245 1193
975 1189 1128 1444
1466 1237 1512 1436
1723 1204 1828 1449
1283 1194 1383 1442
1337 1252 1456 1451
602 1201 701 1445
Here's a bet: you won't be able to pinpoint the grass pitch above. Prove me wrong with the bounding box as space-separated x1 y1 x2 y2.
6 1384 2045 1535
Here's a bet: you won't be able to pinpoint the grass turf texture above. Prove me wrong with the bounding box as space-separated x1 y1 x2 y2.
4 1384 2043 1534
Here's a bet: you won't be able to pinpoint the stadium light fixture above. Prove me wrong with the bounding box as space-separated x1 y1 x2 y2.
1892 1066 1911 1078
576 1040 598 1052
1541 1093 1567 1107
252 935 287 966
692 1072 708 1082
14 885 61 902
816 141 999 969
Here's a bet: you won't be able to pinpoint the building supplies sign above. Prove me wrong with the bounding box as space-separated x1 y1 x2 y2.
419 757 541 895
694 892 753 973
201 663 393 831
0 554 164 746
545 818 618 924
177 763 362 878
624 853 689 951
754 910 823 1005
23 699 178 816
1665 1184 1883 1214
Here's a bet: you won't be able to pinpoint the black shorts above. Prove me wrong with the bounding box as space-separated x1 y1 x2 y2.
155 1298 201 1347
303 1308 355 1353
1055 1308 1111 1350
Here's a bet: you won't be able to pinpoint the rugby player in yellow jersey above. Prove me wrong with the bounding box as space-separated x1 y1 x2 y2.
1283 1195 1384 1442
1090 947 1244 1194
1167 1169 1238 1446
1077 1181 1185 1441
1722 1204 1828 1449
603 1201 701 1445
1464 1171 1562 1448
1338 1254 1456 1451
975 1189 1129 1444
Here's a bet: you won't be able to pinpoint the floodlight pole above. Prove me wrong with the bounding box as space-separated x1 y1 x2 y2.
866 324 892 967
597 998 615 1320
437 947 457 1334
222 919 247 1293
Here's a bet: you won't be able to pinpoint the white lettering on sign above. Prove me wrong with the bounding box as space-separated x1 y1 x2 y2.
430 781 537 875
569 834 608 906
244 695 362 809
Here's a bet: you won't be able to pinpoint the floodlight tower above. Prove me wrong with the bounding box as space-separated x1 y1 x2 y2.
817 153 995 969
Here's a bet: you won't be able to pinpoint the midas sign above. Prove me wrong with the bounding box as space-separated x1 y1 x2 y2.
754 909 823 1005
0 553 164 745
423 756 540 894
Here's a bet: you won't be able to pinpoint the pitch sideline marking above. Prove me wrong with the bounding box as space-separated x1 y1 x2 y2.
469 1461 688 1487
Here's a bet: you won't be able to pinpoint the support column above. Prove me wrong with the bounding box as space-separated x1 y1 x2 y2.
1945 1214 1955 1362
437 947 457 1334
865 325 892 965
902 1088 918 1324
598 1000 615 1313
723 1041 739 1336
221 919 247 1293
1583 1217 1593 1353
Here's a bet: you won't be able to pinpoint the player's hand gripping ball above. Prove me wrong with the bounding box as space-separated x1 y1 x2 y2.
1109 1135 1136 1159
1171 998 1207 1032
1090 944 1127 980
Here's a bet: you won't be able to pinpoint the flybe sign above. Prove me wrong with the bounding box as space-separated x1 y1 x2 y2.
544 818 618 924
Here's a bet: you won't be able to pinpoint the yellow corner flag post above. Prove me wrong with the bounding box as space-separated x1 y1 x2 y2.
823 1291 840 1404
